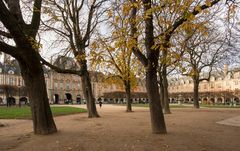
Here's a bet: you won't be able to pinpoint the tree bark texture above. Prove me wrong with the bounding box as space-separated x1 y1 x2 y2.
193 78 200 108
158 71 164 108
162 66 171 114
0 0 57 135
125 80 132 112
79 61 99 118
19 54 57 134
142 0 167 134
146 64 167 134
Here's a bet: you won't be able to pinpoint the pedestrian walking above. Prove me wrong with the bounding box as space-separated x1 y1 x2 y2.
99 100 102 108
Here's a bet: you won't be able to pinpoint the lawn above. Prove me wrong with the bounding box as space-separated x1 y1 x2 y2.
117 103 240 108
201 104 240 108
0 106 87 119
116 104 191 108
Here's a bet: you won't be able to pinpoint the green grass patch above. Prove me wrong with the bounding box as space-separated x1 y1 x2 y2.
201 104 240 108
116 103 191 108
0 106 87 119
116 103 240 109
169 104 191 108
132 104 149 107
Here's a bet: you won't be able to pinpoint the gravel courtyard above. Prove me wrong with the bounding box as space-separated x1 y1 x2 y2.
0 104 240 151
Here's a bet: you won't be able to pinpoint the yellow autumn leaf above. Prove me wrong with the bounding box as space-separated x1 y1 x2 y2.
195 5 202 12
107 10 113 17
206 0 212 7
115 16 120 23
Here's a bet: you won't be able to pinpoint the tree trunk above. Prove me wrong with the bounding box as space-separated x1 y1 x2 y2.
129 0 166 134
19 57 57 135
193 78 200 109
158 71 164 108
80 61 99 118
162 66 171 114
5 87 10 107
0 0 56 135
146 64 167 134
125 81 132 112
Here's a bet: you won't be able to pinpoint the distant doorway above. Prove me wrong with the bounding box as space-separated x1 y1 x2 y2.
76 95 81 104
225 98 231 105
20 97 28 104
7 97 16 107
234 98 239 104
54 94 59 104
217 98 223 104
209 98 215 104
65 93 72 104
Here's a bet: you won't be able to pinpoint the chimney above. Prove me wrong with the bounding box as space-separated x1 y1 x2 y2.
224 64 228 77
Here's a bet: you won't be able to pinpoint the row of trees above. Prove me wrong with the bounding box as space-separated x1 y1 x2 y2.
0 0 239 135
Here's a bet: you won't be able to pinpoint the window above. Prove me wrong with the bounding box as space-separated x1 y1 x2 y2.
9 78 13 85
0 76 3 84
227 73 232 79
54 82 58 90
66 83 70 90
60 82 63 90
210 77 215 81
8 70 14 74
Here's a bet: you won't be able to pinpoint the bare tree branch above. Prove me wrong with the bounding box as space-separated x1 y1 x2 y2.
129 0 148 67
162 0 221 41
39 54 83 76
29 0 42 37
0 30 12 38
0 41 19 58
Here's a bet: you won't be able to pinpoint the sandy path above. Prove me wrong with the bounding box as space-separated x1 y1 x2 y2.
0 105 240 151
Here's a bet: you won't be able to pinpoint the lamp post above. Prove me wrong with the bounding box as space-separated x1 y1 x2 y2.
18 82 21 107
178 93 182 105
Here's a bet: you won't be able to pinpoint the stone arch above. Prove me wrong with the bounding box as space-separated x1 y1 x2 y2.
217 98 223 104
120 98 124 103
234 98 239 105
115 98 119 103
97 98 102 104
170 98 175 103
225 98 231 105
54 94 59 104
76 95 81 104
209 98 215 104
0 97 3 104
20 97 28 104
202 98 208 104
7 97 16 107
184 98 190 103
65 93 72 104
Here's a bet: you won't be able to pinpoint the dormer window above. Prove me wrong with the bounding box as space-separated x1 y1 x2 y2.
8 70 14 74
227 73 232 79
210 77 215 81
